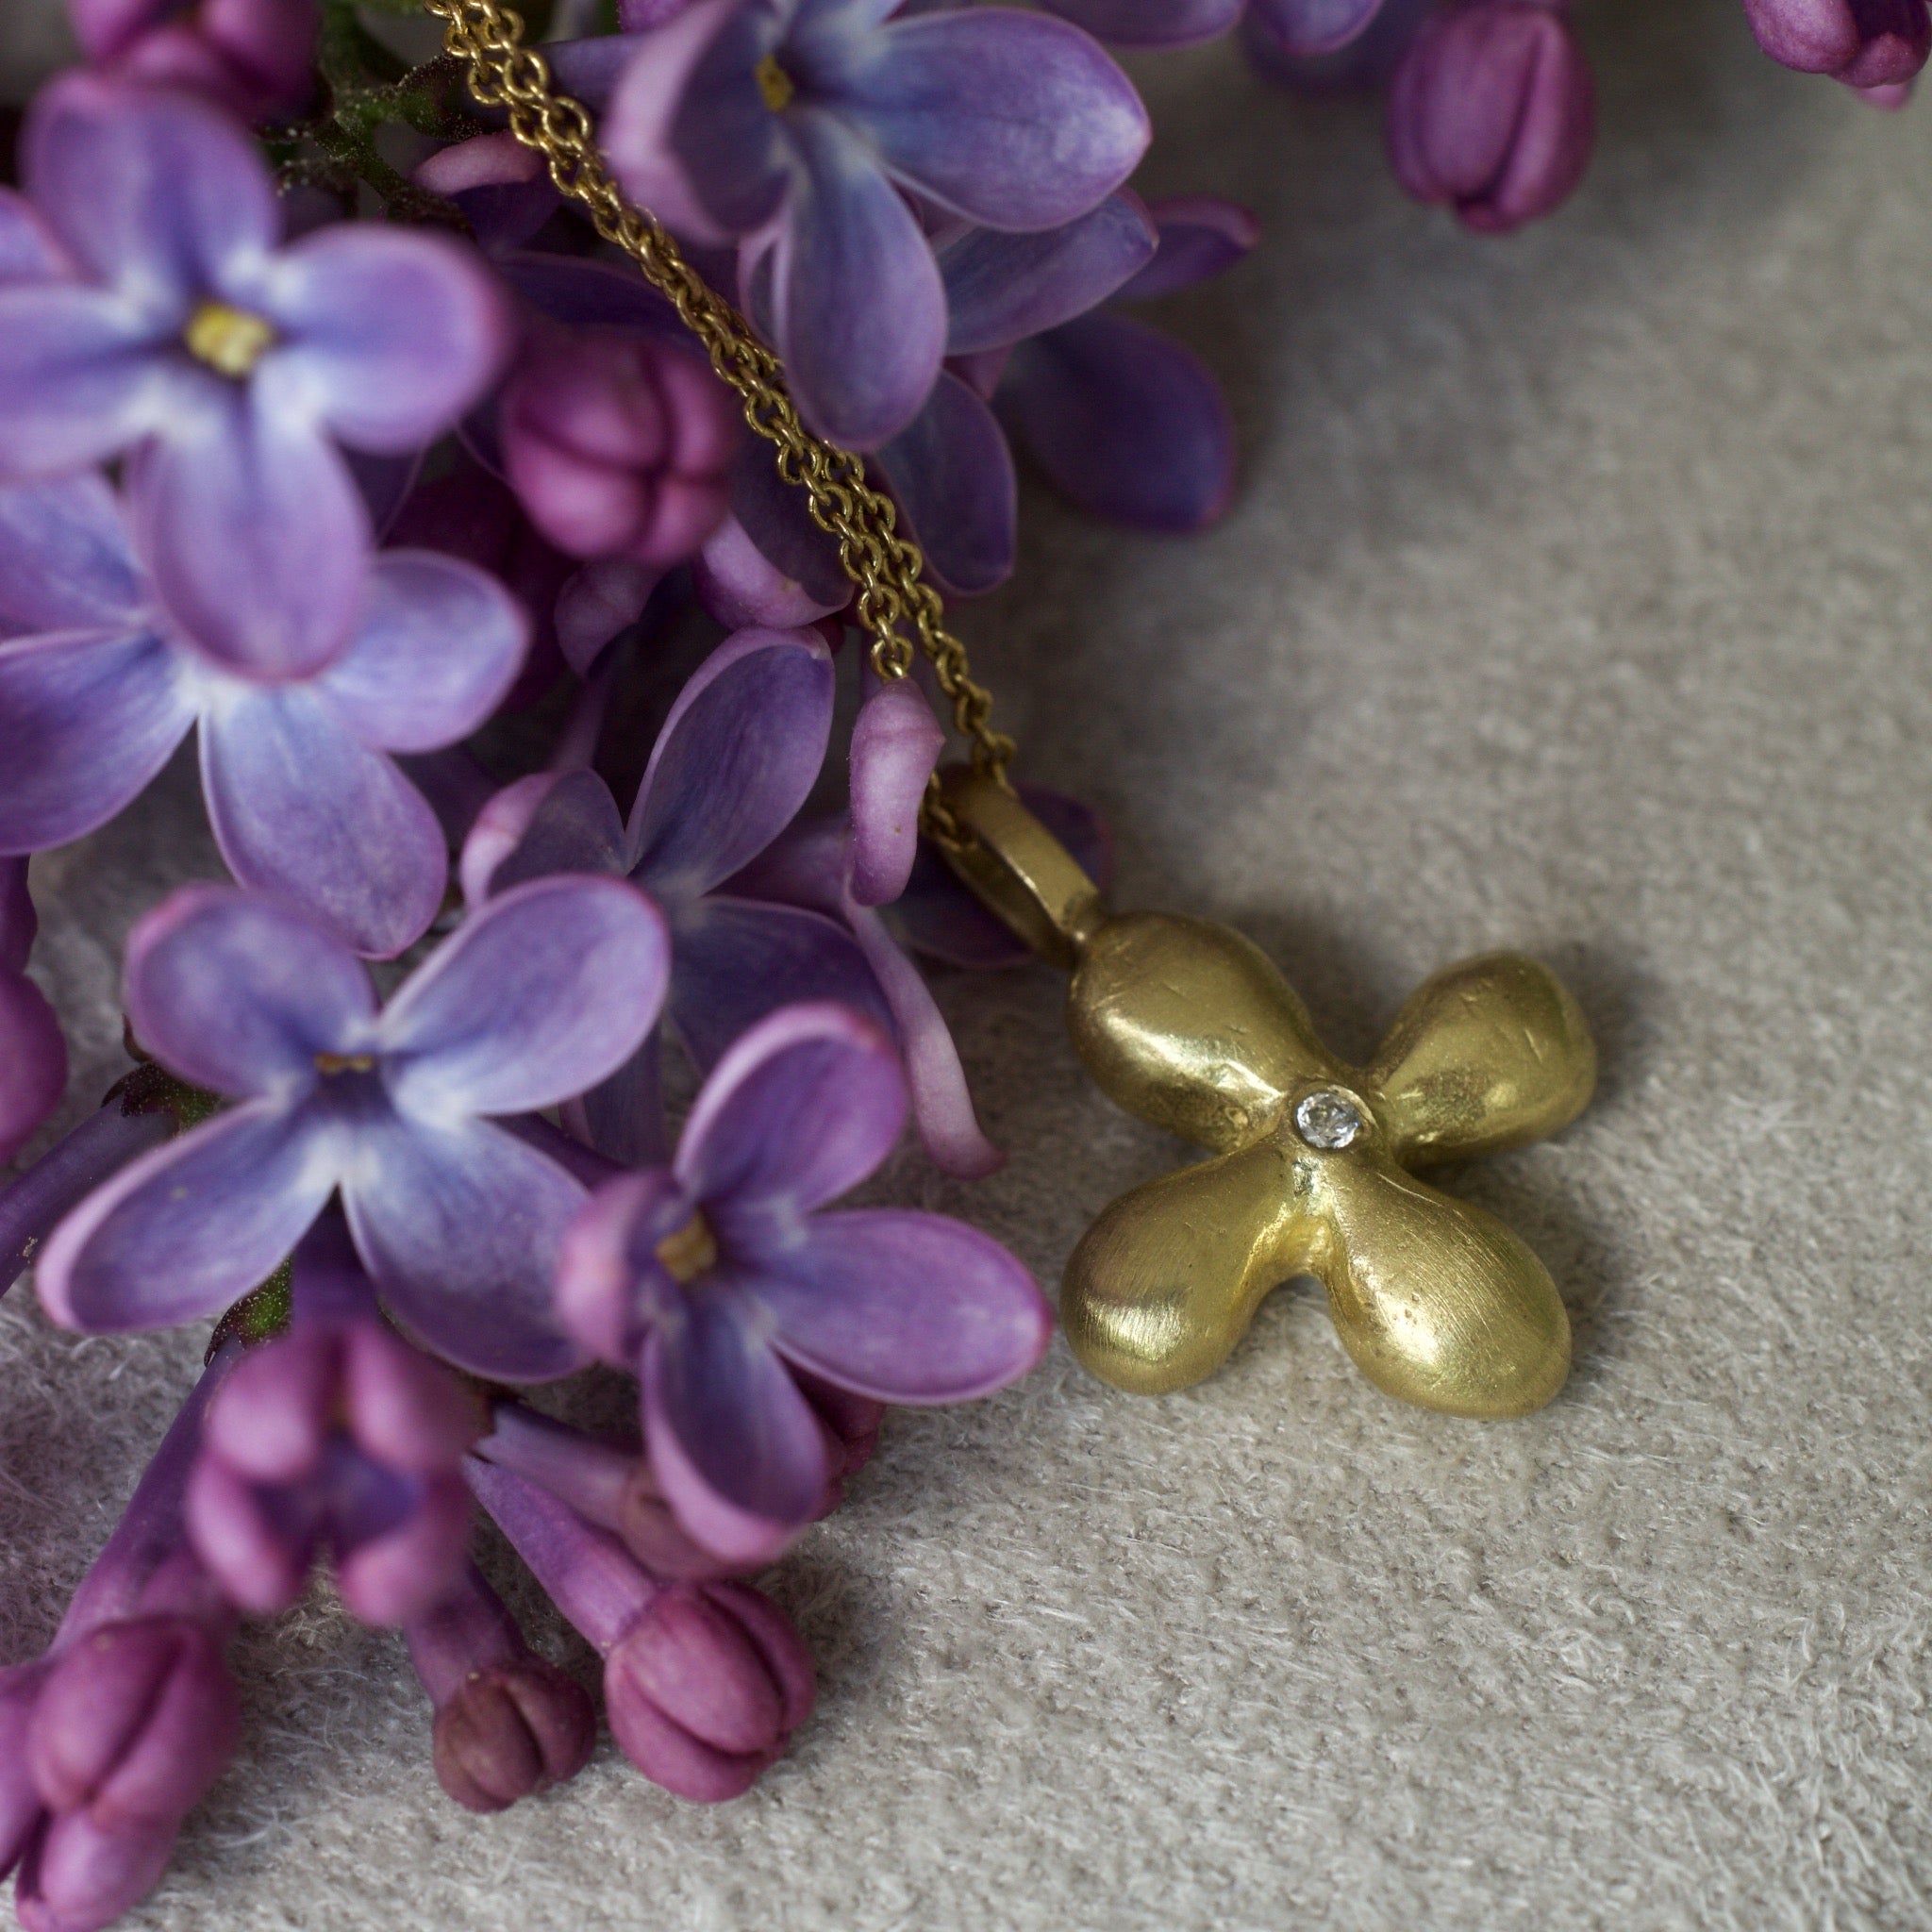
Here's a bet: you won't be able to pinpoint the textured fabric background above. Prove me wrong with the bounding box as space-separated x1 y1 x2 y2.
7 3 1932 1926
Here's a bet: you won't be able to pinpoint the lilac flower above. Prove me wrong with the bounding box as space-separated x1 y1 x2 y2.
0 474 529 958
0 77 510 678
602 0 1150 447
36 877 669 1381
406 1561 597 1813
1388 0 1596 234
187 1221 482 1625
0 858 65 1166
3 1351 242 1932
461 625 908 1166
728 679 1003 1175
65 0 320 120
1741 0 1929 88
465 1456 816 1801
555 1002 1050 1564
501 324 741 568
691 441 851 628
1037 0 1383 53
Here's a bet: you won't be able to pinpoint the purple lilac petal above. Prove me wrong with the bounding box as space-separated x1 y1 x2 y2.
1029 0 1241 45
627 627 835 893
498 252 689 343
666 897 893 1070
677 1001 905 1218
36 1104 336 1334
1 1103 176 1294
892 782 1115 968
469 770 626 903
693 441 849 628
342 1113 591 1382
200 689 451 961
251 226 511 453
1000 310 1236 531
940 195 1157 355
413 136 562 255
847 682 942 908
568 1032 670 1169
0 191 67 282
1247 0 1386 54
380 876 669 1120
873 369 1017 597
0 477 145 636
768 109 948 450
608 0 790 242
830 9 1151 229
0 284 174 476
1743 0 1930 82
124 884 374 1096
555 558 663 676
548 30 652 108
842 901 1003 1177
0 628 195 857
693 514 839 629
316 553 529 753
1116 195 1259 301
0 858 33 976
0 975 65 1168
130 389 370 680
750 1208 1047 1398
642 1311 827 1560
24 77 279 318
554 1165 692 1365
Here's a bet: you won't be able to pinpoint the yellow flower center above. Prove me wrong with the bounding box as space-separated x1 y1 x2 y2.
313 1052 376 1075
184 299 277 379
656 1213 720 1284
755 54 795 113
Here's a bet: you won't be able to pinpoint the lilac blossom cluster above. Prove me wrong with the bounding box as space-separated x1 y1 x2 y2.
0 0 1697 1919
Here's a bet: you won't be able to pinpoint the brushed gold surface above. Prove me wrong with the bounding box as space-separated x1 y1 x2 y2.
939 774 1595 1417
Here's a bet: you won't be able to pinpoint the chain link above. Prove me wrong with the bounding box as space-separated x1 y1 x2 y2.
425 0 1013 817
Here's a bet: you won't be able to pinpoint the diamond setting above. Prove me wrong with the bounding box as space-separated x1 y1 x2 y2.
1294 1089 1364 1151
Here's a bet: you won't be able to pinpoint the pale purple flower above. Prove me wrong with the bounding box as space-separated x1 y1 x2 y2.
0 858 65 1166
0 76 510 679
461 626 904 1165
500 325 741 566
66 0 320 120
555 1002 1049 1564
187 1221 481 1624
406 1561 597 1813
2 1350 242 1932
465 1456 816 1801
602 0 1150 447
36 877 670 1381
1741 0 1929 87
0 474 529 958
1388 0 1596 234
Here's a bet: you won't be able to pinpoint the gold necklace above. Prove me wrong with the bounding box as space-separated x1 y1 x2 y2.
427 0 1598 1420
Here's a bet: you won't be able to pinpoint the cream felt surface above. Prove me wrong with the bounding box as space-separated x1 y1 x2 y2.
7 4 1932 1926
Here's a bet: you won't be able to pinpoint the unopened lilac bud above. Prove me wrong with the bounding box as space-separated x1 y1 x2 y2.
1388 0 1595 234
66 0 320 119
502 329 740 566
14 1810 179 1932
1741 0 1929 86
408 1561 596 1813
603 1583 816 1804
28 1619 239 1830
434 1664 596 1814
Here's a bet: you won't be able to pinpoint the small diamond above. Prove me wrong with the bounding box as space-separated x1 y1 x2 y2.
1295 1089 1363 1151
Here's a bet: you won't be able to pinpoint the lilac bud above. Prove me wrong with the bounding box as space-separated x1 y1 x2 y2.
14 1810 179 1932
603 1583 815 1804
28 1620 239 1829
408 1564 596 1813
1388 0 1595 234
1741 0 1929 87
187 1230 481 1625
65 0 320 119
501 329 741 567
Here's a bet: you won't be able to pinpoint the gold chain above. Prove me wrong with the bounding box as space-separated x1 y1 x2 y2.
425 0 1013 818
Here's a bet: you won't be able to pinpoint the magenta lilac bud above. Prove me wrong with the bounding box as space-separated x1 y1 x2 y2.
407 1563 596 1813
1387 0 1595 234
187 1223 482 1625
1740 0 1930 87
465 1457 816 1802
65 0 321 119
500 327 741 567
